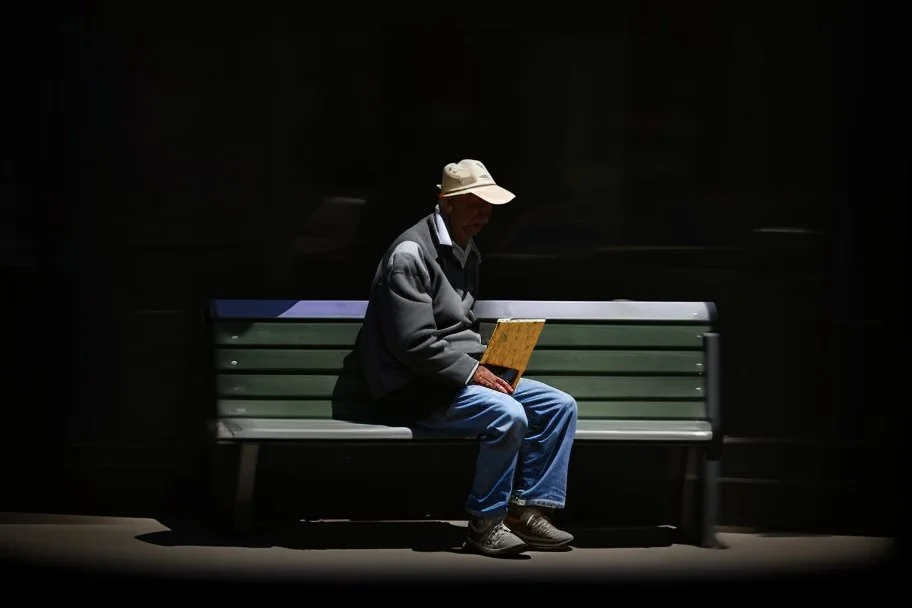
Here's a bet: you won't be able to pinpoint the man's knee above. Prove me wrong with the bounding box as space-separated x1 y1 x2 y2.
561 392 578 421
541 384 578 420
490 397 528 441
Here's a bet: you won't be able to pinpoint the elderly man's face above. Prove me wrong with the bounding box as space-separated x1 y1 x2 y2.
442 193 493 246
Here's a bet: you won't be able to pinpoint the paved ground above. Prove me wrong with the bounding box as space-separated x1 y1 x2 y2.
0 512 898 590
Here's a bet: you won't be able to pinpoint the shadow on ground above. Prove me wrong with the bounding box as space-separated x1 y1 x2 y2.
135 519 679 553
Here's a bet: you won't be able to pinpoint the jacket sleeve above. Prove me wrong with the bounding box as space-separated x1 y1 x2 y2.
379 246 479 386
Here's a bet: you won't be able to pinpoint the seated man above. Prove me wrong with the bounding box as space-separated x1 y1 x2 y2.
356 158 579 556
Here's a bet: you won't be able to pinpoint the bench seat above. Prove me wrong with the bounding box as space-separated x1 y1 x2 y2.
214 418 714 442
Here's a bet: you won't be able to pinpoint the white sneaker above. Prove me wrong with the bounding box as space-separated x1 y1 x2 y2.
465 517 528 556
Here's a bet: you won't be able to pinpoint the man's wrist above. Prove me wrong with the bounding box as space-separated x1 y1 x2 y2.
465 360 480 385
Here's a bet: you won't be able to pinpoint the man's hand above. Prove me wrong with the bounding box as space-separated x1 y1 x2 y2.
471 365 514 395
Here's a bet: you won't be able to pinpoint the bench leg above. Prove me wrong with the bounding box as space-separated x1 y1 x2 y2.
699 455 725 548
678 445 726 548
233 442 260 535
677 445 696 542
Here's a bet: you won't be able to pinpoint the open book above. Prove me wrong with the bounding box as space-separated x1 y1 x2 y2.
479 318 546 389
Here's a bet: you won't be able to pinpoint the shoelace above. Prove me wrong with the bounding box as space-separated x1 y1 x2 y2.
483 522 512 543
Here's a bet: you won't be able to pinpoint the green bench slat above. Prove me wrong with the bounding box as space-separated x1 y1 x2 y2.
217 399 708 420
215 321 710 348
218 399 339 418
216 348 705 374
573 400 706 419
490 323 709 348
214 322 361 347
216 349 353 371
217 374 705 400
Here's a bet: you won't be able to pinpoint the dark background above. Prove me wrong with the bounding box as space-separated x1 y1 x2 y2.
4 2 907 536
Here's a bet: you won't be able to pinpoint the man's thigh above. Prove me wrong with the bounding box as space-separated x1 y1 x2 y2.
510 378 573 413
411 384 522 438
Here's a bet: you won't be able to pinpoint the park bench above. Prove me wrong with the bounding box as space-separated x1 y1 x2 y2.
205 298 722 547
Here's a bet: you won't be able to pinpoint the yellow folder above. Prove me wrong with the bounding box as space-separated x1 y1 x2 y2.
479 318 546 389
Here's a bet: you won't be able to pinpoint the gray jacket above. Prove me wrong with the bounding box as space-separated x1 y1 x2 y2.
358 211 485 398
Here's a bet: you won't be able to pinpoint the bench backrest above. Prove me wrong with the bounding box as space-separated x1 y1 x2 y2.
208 300 717 424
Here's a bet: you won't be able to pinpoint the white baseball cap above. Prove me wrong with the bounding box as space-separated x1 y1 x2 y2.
437 159 516 205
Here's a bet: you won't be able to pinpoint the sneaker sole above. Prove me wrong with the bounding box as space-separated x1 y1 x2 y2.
463 540 529 556
509 531 574 550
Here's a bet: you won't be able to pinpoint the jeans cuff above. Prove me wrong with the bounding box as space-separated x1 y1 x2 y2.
510 496 565 510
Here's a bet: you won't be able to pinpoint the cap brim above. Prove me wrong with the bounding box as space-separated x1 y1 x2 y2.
440 184 516 205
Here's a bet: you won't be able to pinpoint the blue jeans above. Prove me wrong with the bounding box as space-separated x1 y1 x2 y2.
411 378 578 519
